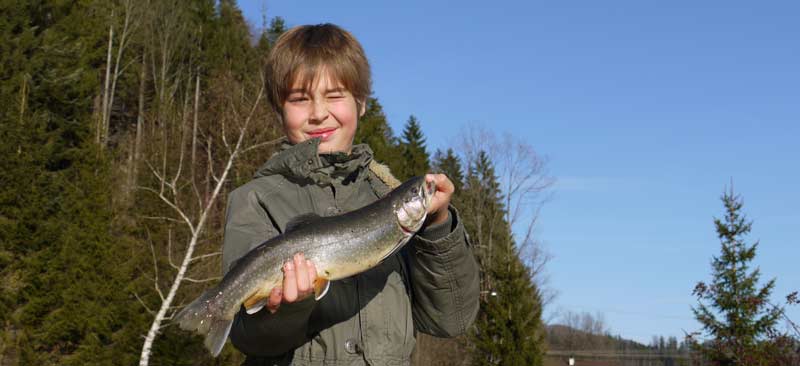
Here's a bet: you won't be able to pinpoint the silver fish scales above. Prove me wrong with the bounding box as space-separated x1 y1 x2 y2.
174 176 435 356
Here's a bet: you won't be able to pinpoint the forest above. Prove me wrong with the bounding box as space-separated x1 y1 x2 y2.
2 1 797 366
0 1 550 364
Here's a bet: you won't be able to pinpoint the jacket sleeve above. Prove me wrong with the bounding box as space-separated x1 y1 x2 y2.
405 205 480 337
222 187 316 357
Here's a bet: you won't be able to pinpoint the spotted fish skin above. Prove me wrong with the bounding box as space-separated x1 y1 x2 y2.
174 176 434 357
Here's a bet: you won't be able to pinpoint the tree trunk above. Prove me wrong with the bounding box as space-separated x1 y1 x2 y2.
100 24 113 146
129 54 146 196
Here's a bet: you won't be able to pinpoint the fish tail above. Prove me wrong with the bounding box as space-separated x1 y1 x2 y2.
204 317 233 357
174 289 233 357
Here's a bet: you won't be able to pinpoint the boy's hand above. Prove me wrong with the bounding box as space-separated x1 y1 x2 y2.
267 252 317 313
425 173 454 226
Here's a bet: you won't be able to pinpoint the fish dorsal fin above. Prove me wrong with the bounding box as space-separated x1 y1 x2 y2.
285 213 321 232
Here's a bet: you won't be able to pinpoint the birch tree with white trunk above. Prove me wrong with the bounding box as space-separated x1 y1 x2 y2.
135 75 277 365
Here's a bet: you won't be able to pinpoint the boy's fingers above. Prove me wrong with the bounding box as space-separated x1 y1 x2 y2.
425 174 454 194
436 174 455 194
307 260 317 287
267 287 282 313
425 174 453 217
282 260 298 302
294 253 310 295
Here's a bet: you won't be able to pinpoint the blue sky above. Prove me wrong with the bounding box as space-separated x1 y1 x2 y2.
239 1 800 343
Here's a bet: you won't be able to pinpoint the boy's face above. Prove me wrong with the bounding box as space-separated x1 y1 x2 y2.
282 69 365 154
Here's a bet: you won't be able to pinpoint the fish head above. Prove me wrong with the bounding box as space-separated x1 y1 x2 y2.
396 177 435 234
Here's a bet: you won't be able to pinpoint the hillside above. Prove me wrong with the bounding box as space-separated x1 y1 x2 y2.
546 325 650 352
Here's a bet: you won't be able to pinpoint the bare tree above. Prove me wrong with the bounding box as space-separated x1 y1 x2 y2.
98 0 140 147
136 76 277 365
456 125 556 305
412 127 554 366
494 132 556 308
126 53 147 196
555 309 610 350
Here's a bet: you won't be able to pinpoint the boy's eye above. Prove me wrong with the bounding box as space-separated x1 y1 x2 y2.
288 96 309 103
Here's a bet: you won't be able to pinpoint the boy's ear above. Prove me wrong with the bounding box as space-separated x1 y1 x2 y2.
275 111 284 126
358 98 367 117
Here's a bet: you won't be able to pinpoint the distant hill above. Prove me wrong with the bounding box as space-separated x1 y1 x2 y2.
545 325 697 366
546 324 651 352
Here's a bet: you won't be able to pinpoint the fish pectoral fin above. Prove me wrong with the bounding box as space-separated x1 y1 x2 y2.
243 294 269 315
314 278 330 300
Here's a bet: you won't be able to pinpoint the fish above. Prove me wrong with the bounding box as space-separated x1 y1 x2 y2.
174 176 435 356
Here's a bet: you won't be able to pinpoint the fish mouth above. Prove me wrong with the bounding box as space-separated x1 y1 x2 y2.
400 224 415 235
397 178 433 234
397 202 424 234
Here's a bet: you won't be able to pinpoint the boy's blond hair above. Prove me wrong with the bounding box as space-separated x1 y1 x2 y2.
265 23 372 114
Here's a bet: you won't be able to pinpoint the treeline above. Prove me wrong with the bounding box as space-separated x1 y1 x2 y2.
546 311 651 353
648 335 691 355
1 1 553 365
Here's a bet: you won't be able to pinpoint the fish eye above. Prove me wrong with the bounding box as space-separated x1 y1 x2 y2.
411 188 418 194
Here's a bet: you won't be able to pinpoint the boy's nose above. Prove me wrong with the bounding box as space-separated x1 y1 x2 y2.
309 99 329 123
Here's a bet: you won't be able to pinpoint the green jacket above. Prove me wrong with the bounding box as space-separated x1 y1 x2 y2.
222 138 480 366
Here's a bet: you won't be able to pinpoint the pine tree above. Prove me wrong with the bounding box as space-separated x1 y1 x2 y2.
472 239 545 366
266 16 287 44
207 0 257 77
0 1 146 363
691 187 783 365
462 151 546 366
256 16 287 56
432 148 464 193
397 115 430 180
354 97 404 174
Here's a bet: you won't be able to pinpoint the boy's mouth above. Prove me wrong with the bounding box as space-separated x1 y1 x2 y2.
307 127 337 142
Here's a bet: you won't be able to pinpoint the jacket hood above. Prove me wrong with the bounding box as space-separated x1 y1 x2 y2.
254 137 373 186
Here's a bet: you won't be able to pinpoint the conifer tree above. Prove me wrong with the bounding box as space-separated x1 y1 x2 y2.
266 16 287 44
256 16 287 57
208 0 257 77
461 151 546 366
0 1 146 363
398 115 430 180
432 148 464 193
354 97 404 174
472 239 545 366
692 187 784 365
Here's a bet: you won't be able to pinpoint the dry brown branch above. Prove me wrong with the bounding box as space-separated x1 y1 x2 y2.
166 229 179 271
138 80 266 365
137 186 194 230
190 252 221 263
136 215 182 224
183 276 222 284
133 291 156 315
147 238 165 302
242 137 285 153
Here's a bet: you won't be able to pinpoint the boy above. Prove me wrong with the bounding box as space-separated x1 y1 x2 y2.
222 23 479 366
